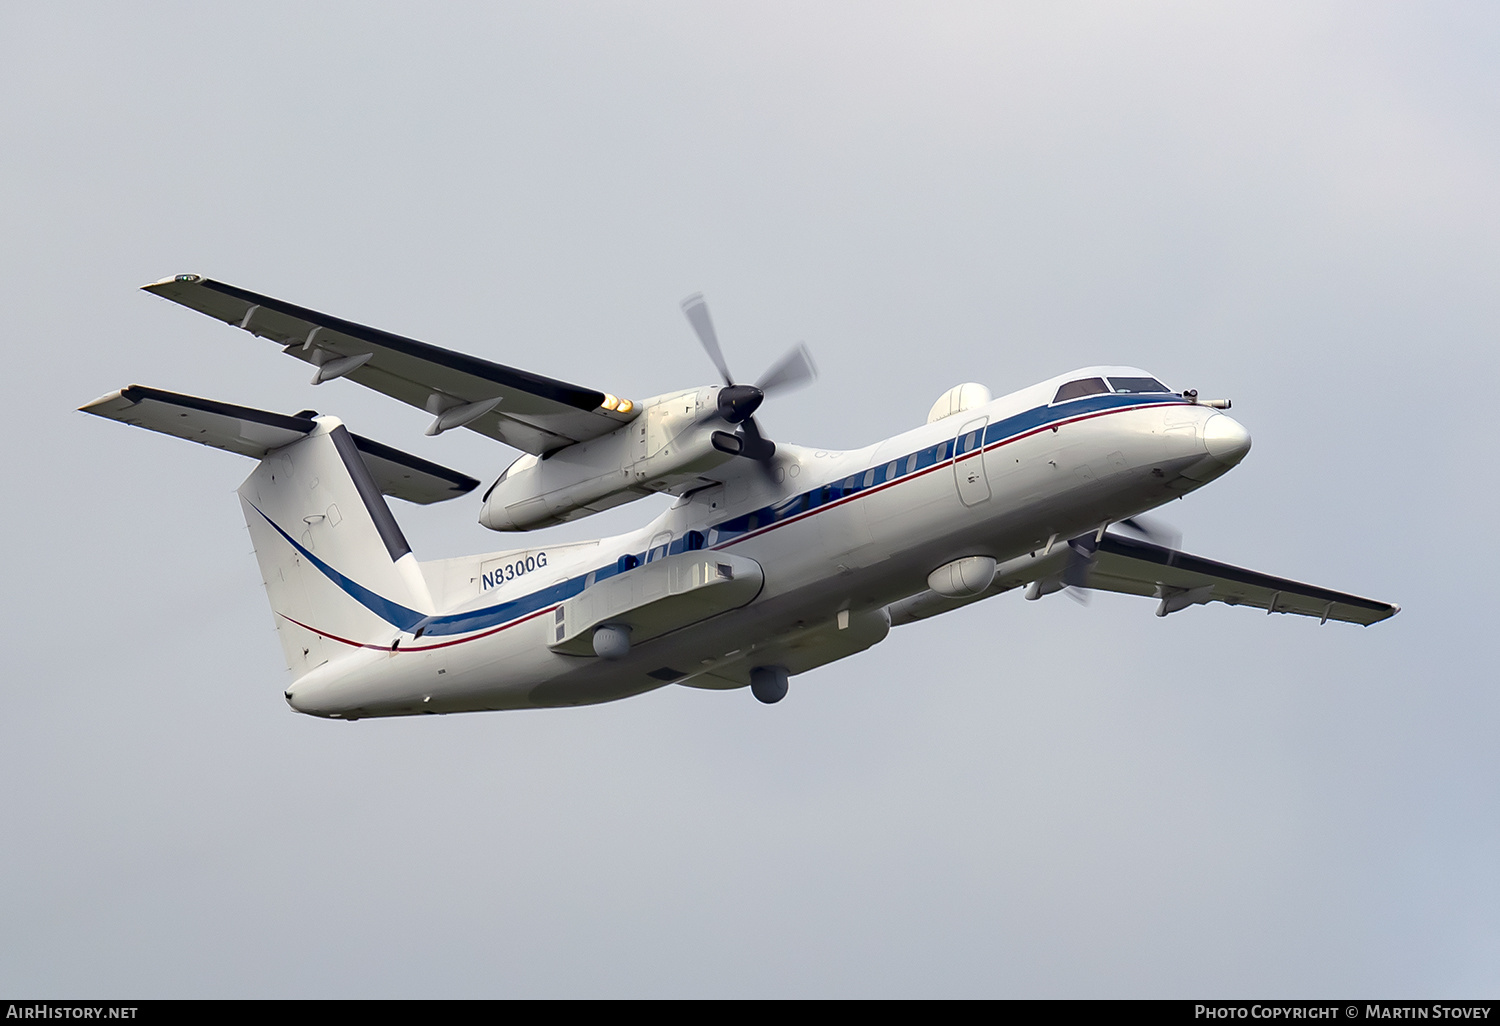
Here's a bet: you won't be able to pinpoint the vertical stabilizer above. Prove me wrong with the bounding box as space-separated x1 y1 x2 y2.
238 418 435 676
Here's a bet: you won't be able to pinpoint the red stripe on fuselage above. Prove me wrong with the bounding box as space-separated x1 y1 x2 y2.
278 604 558 654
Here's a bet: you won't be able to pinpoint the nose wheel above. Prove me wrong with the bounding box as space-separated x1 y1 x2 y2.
750 665 789 704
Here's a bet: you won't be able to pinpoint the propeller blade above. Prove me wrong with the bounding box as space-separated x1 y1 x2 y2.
1062 537 1098 589
737 416 777 462
743 419 781 483
755 341 817 395
679 291 811 474
1061 537 1098 603
680 292 734 385
1118 515 1183 552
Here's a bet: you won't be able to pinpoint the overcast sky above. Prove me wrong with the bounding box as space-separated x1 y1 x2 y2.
2 2 1496 997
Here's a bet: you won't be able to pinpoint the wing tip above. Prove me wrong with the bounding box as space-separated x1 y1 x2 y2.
78 386 137 414
141 273 205 291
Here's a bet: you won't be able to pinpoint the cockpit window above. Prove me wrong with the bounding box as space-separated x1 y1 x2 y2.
1108 376 1170 394
1052 377 1110 403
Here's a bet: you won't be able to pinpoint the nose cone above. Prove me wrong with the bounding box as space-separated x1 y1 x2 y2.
1202 413 1251 467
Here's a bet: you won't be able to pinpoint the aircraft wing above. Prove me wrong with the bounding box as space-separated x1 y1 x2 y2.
141 275 638 454
80 384 479 505
1084 533 1399 625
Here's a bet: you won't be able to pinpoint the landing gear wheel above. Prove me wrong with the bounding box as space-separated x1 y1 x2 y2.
750 665 789 704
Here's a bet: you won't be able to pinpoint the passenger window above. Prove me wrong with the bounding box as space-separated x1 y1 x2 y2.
863 469 875 488
1053 377 1110 403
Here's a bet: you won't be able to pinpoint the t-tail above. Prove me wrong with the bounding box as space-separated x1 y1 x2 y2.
79 385 478 677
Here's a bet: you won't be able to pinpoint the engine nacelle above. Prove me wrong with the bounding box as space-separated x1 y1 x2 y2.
478 387 737 531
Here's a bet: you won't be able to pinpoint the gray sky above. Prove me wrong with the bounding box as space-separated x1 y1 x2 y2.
2 2 1495 997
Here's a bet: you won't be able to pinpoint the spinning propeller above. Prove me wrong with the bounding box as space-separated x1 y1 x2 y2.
680 293 816 464
1061 515 1183 603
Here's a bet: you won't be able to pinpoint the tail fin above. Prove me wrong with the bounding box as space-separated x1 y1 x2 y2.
238 421 437 673
81 386 476 676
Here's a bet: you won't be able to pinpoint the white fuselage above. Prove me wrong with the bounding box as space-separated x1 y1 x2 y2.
286 367 1250 719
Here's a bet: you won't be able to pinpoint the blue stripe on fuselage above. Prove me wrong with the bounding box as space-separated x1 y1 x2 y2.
276 394 1182 640
248 502 428 632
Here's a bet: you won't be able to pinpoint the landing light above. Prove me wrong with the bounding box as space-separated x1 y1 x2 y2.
617 399 634 414
601 393 619 411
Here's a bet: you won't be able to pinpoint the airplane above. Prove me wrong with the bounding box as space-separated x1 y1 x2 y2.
80 274 1399 719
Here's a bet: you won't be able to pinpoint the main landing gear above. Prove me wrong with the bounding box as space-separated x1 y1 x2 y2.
750 665 789 704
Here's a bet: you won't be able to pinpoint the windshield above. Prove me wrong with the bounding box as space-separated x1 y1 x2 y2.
1052 377 1110 403
1108 375 1170 394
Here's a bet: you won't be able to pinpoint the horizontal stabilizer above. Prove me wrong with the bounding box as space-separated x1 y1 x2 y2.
80 385 478 504
341 433 478 505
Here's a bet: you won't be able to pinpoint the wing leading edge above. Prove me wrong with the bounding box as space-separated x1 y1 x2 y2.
141 275 638 454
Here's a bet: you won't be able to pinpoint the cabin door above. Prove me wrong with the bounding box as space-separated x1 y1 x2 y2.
953 417 991 506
